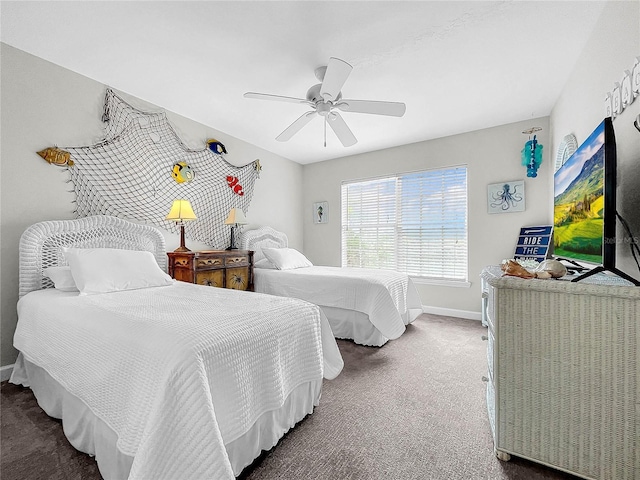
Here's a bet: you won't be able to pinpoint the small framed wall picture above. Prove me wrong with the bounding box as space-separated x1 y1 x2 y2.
487 180 525 214
313 201 328 224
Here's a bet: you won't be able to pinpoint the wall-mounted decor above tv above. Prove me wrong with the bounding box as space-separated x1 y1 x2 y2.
553 117 639 285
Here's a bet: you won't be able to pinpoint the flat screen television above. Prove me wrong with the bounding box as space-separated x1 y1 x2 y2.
553 117 638 284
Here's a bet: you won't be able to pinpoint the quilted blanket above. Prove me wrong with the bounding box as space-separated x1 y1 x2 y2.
13 282 343 479
254 266 423 339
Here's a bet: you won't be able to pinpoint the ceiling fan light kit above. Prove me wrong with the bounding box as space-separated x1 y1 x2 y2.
244 57 406 147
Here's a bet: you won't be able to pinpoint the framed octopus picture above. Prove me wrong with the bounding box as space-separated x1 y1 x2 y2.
487 180 525 214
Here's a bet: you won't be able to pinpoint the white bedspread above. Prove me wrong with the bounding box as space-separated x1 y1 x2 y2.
254 266 423 340
13 282 343 479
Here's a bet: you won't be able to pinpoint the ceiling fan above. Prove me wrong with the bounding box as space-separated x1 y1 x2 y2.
244 57 406 147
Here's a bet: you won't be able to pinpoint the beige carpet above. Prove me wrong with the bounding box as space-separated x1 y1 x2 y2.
1 314 577 479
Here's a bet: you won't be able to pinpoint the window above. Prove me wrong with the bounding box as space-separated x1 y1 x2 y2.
341 166 468 282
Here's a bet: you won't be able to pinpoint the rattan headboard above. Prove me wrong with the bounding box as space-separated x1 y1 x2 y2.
239 226 288 263
19 215 167 298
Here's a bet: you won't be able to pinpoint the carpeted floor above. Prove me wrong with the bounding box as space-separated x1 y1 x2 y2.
1 314 578 479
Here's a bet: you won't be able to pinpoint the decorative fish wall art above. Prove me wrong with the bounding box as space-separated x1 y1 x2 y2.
37 147 74 167
53 88 260 248
207 139 227 155
172 161 194 184
226 176 244 196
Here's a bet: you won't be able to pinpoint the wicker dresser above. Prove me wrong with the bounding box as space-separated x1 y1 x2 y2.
480 266 639 480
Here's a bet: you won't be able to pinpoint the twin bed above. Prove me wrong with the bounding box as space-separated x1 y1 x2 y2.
10 216 343 479
241 226 423 347
10 216 422 478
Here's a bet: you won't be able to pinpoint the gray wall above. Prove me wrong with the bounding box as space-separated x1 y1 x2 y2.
0 44 303 367
302 117 551 316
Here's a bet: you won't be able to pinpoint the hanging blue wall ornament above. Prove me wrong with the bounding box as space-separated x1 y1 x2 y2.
521 127 543 178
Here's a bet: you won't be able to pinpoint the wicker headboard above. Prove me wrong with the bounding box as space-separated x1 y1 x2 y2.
19 215 167 298
239 226 288 263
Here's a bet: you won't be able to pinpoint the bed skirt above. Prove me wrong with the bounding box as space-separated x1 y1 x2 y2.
321 306 388 346
321 304 421 347
10 352 321 478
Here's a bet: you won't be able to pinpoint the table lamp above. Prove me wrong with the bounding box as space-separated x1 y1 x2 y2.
166 199 197 252
224 208 247 250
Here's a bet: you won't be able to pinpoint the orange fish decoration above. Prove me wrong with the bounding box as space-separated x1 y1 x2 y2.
37 147 74 167
226 176 244 196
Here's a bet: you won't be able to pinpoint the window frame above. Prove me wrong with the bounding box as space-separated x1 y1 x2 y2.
341 165 469 284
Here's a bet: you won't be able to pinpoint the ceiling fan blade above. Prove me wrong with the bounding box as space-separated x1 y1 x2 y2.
327 112 357 147
244 92 312 106
336 99 406 117
276 111 316 142
320 57 353 102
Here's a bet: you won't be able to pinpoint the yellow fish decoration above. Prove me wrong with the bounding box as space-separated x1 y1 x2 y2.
172 161 194 183
37 147 74 167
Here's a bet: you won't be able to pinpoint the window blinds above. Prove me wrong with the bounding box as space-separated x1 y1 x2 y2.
341 167 468 282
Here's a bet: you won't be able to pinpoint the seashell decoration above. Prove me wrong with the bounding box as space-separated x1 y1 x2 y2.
501 258 567 280
501 259 535 279
533 259 567 278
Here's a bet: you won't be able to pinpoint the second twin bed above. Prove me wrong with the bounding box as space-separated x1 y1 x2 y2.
241 226 423 347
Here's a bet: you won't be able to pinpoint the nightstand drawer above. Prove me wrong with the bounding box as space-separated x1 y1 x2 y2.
225 266 250 290
225 255 249 267
196 256 224 269
196 270 225 288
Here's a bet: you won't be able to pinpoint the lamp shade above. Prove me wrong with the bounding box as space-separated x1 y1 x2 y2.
224 208 247 225
166 199 197 222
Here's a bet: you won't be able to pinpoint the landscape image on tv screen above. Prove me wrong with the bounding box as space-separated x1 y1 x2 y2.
553 121 605 265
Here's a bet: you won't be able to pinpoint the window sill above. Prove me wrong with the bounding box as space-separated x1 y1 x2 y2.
410 277 471 288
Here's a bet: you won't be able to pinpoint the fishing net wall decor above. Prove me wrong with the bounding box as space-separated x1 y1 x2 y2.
61 88 259 249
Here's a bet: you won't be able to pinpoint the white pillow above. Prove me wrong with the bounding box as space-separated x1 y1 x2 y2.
63 247 174 295
262 247 313 270
254 258 277 269
43 266 79 292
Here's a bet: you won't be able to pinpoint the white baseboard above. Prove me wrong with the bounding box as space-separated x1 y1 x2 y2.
1 364 14 382
422 305 482 322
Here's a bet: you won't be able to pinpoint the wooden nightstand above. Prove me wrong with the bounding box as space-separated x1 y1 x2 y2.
167 250 254 291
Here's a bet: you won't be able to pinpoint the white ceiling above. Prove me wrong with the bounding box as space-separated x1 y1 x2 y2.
1 1 607 164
